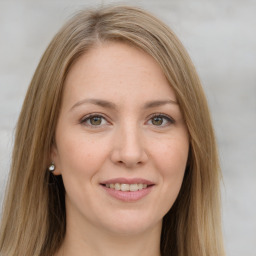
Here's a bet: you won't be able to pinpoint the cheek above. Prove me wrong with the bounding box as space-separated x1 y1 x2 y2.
151 135 189 197
141 136 189 220
153 136 189 174
55 131 108 177
55 134 109 201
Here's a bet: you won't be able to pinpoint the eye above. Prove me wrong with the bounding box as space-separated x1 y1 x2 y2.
147 114 175 127
80 114 109 127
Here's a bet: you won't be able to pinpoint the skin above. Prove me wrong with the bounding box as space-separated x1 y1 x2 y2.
52 42 189 256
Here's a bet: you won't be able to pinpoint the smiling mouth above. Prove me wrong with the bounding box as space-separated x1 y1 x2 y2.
101 183 153 192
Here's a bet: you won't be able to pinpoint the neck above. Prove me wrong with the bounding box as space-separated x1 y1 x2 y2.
57 219 162 256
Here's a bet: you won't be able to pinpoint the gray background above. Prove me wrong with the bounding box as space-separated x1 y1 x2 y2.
0 0 255 255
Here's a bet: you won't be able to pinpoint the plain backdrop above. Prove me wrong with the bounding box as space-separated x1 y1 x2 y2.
0 0 255 255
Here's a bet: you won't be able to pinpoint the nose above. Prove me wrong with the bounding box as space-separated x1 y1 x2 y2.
110 124 148 168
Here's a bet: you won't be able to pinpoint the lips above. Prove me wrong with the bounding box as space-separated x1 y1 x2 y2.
100 178 155 202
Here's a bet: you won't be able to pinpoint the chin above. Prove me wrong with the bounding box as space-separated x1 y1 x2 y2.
98 210 162 236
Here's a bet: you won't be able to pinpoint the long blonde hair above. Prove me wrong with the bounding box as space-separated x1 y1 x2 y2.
0 5 225 256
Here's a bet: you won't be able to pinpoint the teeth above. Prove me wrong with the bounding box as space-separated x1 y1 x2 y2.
105 183 148 192
115 183 121 190
120 184 130 191
138 184 143 190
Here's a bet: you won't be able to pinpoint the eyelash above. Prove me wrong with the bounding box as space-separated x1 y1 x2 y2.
80 112 175 128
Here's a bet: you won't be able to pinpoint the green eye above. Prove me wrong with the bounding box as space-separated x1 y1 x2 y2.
81 114 108 127
152 116 164 126
89 116 102 125
149 114 175 127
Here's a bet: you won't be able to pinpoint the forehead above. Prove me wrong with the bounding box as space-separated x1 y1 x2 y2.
63 42 177 108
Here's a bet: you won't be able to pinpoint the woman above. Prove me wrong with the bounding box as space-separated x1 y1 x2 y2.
0 5 225 256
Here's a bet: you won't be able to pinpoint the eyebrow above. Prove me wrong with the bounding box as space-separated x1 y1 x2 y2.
70 98 178 111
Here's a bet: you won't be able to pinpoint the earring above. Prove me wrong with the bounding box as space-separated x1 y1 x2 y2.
48 163 55 172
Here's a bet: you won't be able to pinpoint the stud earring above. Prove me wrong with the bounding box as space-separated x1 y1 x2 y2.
48 163 55 172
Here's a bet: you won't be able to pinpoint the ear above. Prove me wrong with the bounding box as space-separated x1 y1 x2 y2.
50 143 62 175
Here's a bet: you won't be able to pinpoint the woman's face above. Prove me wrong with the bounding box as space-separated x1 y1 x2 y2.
52 42 189 236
